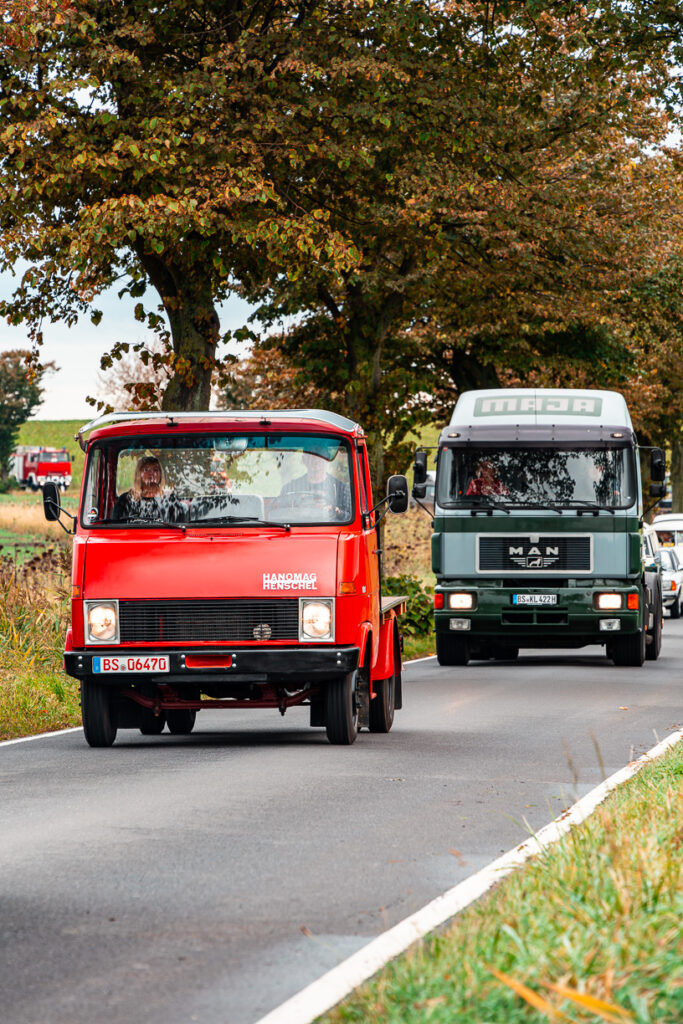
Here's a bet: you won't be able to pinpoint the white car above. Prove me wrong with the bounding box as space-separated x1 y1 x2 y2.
657 546 683 618
652 513 683 561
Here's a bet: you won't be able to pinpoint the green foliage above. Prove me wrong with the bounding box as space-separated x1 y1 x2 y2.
383 574 432 639
0 350 53 484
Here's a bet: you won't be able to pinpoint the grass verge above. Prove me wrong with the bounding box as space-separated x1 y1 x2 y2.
0 552 81 741
320 740 683 1024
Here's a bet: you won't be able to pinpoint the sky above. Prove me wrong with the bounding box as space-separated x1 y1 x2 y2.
0 268 256 421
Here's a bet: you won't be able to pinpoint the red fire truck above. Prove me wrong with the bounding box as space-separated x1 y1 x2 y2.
11 446 73 491
43 410 408 747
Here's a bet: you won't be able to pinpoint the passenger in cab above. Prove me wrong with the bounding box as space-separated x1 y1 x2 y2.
113 455 182 523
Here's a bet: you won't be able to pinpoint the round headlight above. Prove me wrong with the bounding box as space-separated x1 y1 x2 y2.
88 604 117 641
302 601 332 639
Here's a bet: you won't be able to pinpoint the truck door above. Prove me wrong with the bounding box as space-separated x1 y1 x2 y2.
357 442 380 665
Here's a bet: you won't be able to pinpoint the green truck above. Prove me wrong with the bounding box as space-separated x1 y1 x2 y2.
413 389 666 668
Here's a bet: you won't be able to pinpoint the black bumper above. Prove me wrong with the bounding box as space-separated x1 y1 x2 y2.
64 646 360 684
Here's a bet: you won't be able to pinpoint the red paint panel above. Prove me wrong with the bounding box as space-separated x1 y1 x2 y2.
82 532 338 600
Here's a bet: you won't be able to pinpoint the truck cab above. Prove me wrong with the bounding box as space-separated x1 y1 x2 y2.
414 389 664 668
47 410 408 746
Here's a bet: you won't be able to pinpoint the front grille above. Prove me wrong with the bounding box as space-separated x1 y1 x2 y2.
119 599 299 643
478 535 591 573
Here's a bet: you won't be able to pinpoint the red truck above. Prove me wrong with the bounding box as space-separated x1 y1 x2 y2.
43 410 408 746
11 445 73 491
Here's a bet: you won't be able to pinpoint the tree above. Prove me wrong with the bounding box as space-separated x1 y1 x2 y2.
0 349 54 487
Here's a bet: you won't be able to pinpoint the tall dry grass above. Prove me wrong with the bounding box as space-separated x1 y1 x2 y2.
0 549 80 739
0 502 69 540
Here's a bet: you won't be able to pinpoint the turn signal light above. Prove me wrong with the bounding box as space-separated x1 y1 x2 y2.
627 593 639 610
434 593 444 609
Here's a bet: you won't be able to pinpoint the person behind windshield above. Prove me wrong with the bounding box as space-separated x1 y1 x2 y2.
466 458 508 497
278 443 351 520
112 455 181 522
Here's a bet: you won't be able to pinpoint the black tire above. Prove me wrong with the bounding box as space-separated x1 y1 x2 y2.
670 595 681 619
646 598 663 661
436 634 469 666
81 678 117 747
611 630 646 667
325 672 358 745
166 709 196 735
139 709 166 735
370 626 400 733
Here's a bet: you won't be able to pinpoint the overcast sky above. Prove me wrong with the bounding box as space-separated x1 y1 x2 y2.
0 268 255 420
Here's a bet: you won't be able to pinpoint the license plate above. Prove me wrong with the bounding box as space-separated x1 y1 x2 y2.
93 656 170 673
512 594 558 606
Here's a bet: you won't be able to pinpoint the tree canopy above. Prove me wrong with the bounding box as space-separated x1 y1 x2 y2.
1 1 682 485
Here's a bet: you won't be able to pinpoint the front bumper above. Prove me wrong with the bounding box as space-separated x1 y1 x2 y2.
435 584 642 648
64 645 360 684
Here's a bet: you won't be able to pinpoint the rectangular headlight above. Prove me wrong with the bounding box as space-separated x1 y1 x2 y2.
84 600 120 645
449 592 475 610
299 598 334 642
595 593 622 611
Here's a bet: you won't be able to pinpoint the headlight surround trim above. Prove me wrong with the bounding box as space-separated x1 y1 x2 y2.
299 598 334 641
84 600 120 645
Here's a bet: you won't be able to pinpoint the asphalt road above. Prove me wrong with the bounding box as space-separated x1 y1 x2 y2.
2 624 682 1024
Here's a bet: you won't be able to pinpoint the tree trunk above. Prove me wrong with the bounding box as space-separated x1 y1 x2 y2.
137 249 219 411
671 435 683 513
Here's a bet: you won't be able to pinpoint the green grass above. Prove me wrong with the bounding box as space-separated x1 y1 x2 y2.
321 741 683 1024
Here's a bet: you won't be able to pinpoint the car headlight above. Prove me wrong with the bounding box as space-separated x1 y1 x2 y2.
299 599 334 641
85 601 119 644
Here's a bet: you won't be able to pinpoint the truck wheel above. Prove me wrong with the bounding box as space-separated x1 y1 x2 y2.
81 678 117 747
325 672 358 745
646 599 663 661
436 634 469 666
166 709 196 735
611 631 646 667
370 626 400 733
139 709 166 735
671 594 681 619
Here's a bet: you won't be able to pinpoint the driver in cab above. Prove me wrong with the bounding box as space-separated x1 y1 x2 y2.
278 441 351 521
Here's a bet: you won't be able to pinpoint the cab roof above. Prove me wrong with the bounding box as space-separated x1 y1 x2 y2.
78 409 363 450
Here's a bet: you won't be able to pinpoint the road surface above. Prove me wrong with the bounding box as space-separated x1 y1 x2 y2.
2 624 681 1024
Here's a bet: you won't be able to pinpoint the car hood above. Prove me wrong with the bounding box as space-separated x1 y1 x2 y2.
83 530 338 599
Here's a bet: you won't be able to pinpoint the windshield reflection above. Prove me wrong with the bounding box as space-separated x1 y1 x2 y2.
438 447 636 509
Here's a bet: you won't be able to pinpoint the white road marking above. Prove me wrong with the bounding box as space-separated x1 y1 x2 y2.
0 727 82 747
253 727 683 1024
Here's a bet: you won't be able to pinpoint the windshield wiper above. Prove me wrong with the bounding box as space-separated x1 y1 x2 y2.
562 499 616 515
191 515 291 531
109 519 186 531
507 500 564 514
457 496 510 514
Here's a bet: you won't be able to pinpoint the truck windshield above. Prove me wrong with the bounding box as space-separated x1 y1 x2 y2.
81 433 354 528
437 446 636 510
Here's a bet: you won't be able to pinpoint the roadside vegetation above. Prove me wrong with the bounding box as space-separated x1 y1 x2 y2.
322 739 683 1024
0 548 80 741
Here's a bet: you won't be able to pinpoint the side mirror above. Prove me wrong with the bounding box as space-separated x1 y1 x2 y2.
386 475 408 514
650 448 666 482
43 481 61 522
650 482 667 498
412 451 427 498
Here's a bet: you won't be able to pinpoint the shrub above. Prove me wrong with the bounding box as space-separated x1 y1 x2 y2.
383 573 433 638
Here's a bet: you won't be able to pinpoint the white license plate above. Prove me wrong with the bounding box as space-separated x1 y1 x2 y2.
512 594 558 606
93 656 170 673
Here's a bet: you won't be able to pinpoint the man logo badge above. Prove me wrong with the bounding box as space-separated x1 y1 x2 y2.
508 543 560 570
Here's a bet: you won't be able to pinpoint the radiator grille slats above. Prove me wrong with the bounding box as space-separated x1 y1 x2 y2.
478 535 591 572
119 599 299 643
